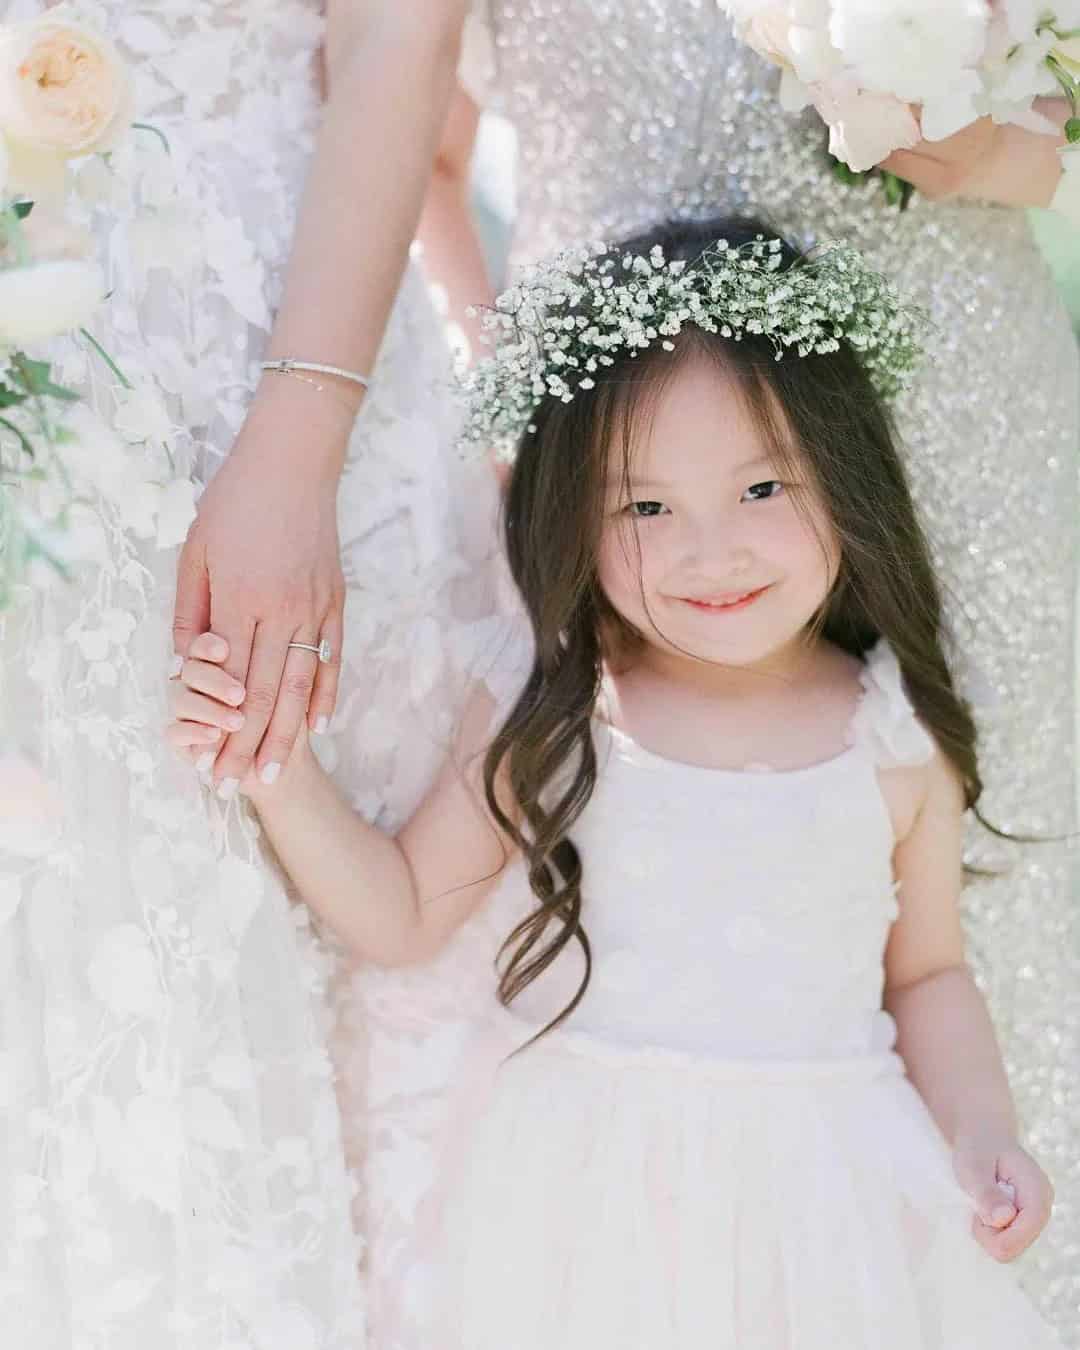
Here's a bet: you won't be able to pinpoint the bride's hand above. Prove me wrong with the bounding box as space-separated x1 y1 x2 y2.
878 99 1069 208
172 381 351 795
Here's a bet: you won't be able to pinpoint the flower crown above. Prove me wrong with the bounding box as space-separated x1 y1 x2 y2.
459 234 926 458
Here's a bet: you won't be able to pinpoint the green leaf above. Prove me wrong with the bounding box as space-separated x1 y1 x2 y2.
1046 53 1080 106
9 354 79 402
132 121 171 155
1067 117 1080 144
830 157 867 187
79 327 133 389
9 354 52 393
12 200 34 220
0 382 27 409
882 172 904 207
0 415 35 459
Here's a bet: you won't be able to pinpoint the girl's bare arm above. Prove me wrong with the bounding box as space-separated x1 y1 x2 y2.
884 752 1054 1262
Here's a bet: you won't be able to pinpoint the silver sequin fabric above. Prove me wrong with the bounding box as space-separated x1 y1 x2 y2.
480 0 1080 1335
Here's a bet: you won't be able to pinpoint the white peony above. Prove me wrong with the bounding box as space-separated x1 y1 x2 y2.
828 0 991 101
814 77 922 170
0 259 103 346
1001 0 1080 44
983 6 1080 126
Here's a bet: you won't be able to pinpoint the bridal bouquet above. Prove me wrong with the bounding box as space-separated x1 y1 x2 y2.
721 1 1080 212
0 10 191 612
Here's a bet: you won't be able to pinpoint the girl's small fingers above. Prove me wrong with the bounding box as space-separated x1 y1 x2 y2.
181 656 246 705
188 631 231 664
166 721 224 749
170 685 247 731
972 1210 1037 1263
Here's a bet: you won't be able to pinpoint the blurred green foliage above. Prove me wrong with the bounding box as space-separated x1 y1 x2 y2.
1031 209 1080 330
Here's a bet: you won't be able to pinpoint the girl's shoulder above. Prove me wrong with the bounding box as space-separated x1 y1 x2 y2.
847 638 937 771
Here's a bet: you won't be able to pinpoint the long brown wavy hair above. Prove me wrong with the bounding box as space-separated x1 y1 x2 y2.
482 215 983 1039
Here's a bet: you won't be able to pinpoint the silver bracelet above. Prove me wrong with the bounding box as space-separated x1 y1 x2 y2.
260 359 371 390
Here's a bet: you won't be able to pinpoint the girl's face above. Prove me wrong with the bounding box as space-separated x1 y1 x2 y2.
596 357 841 672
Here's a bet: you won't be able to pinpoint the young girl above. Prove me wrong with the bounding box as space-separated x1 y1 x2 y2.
166 217 1062 1348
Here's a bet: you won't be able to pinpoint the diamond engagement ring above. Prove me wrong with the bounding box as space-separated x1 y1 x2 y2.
287 638 333 663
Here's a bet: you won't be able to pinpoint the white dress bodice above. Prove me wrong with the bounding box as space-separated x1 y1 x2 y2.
484 642 935 1060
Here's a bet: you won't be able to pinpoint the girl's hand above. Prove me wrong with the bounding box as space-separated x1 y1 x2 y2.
166 631 313 801
953 1134 1055 1262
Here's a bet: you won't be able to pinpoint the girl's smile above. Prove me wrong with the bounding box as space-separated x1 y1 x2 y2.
677 585 772 613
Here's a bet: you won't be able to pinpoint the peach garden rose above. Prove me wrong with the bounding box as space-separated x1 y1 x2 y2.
0 10 133 195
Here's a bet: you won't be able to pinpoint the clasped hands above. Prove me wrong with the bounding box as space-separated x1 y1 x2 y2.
170 390 348 798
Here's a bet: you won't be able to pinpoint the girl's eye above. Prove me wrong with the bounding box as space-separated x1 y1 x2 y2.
741 480 785 503
626 500 669 518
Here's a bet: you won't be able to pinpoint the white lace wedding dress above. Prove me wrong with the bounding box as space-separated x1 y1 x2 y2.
0 2 501 1346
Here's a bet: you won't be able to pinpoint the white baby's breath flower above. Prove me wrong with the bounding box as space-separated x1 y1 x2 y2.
0 259 103 346
459 233 924 458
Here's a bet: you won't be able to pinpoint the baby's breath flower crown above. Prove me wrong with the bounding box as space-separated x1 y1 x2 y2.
460 234 926 458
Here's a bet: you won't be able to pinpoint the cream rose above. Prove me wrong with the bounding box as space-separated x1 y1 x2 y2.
0 14 133 193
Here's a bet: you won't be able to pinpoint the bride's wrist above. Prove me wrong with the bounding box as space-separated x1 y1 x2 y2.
235 375 359 478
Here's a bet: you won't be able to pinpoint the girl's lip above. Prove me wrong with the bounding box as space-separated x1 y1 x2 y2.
679 585 770 612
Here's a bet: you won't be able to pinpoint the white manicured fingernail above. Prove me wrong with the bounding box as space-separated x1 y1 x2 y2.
168 653 183 678
259 762 281 786
313 716 329 735
195 751 215 774
217 777 239 801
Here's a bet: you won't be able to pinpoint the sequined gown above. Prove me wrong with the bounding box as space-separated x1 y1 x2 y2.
367 1 1080 1341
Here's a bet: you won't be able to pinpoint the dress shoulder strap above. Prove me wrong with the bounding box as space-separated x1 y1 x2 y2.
847 640 936 769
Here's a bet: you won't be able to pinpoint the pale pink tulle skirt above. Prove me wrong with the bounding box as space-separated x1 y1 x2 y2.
419 1022 1061 1350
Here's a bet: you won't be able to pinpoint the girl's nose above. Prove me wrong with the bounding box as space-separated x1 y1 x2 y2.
680 519 754 576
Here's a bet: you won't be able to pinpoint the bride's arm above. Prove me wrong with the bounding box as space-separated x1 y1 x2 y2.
174 1 471 799
878 97 1070 208
269 4 471 397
